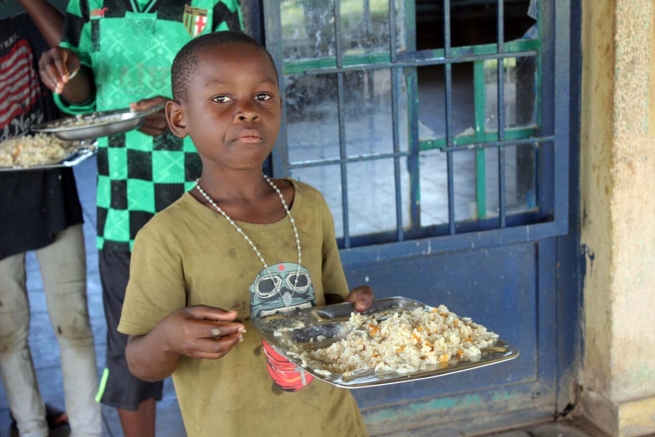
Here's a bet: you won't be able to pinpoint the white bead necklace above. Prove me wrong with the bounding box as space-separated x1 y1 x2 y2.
195 174 303 298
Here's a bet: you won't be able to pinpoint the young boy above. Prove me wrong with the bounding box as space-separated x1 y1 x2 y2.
118 31 373 436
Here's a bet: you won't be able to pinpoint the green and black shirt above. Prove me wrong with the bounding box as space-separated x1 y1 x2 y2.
56 0 242 251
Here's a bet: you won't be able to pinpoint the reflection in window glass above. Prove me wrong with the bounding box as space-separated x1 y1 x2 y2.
281 0 336 60
419 146 538 225
286 73 341 162
344 69 409 156
290 165 344 236
281 0 404 62
286 69 409 163
290 159 410 238
347 159 410 236
480 145 537 218
418 149 449 227
485 56 538 131
483 145 537 218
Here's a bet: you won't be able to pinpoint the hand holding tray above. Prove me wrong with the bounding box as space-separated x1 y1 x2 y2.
31 105 165 141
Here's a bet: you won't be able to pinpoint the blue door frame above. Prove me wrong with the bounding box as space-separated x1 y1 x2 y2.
260 0 581 433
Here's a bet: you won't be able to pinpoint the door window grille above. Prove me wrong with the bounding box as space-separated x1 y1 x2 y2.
264 0 569 254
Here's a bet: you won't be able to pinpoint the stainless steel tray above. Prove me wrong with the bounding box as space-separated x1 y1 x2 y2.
252 297 519 389
0 141 97 172
31 105 164 140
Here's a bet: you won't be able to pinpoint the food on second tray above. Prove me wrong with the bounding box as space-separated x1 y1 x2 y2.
48 112 124 129
0 134 80 168
281 305 499 376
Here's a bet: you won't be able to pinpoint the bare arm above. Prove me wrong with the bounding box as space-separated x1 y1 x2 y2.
125 306 245 381
34 1 94 104
130 96 171 137
126 332 181 382
19 0 63 47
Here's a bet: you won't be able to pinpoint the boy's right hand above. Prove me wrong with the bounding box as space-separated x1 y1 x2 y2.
39 47 81 94
162 305 245 360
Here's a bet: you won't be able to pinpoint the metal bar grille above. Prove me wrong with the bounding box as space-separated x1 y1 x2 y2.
390 0 404 241
406 0 421 230
264 3 289 177
497 0 507 228
303 50 538 74
333 0 351 248
288 135 555 169
444 0 456 235
265 0 568 252
474 61 488 219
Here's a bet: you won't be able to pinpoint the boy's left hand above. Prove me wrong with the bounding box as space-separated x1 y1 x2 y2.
131 96 170 137
343 285 374 312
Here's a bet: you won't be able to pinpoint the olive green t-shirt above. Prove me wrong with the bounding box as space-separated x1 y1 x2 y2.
118 179 368 437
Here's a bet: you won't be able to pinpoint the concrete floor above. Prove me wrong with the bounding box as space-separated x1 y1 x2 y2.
0 157 186 437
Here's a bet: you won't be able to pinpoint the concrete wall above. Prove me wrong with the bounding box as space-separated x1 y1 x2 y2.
579 0 655 435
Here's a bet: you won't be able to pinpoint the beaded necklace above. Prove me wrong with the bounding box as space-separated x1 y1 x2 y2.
195 174 303 300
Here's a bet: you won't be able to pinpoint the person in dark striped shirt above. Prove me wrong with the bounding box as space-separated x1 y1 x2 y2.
0 1 100 435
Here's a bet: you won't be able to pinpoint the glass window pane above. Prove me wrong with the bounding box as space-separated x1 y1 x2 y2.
415 1 535 51
419 149 448 226
481 145 538 219
485 56 538 131
282 0 405 62
419 149 479 225
346 158 410 236
340 0 395 55
290 165 344 237
345 69 409 156
281 0 336 61
417 64 476 142
286 73 340 162
286 69 408 163
507 144 537 213
452 150 477 222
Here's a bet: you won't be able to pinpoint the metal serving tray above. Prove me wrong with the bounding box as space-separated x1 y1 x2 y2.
31 105 164 141
0 141 97 172
251 297 519 389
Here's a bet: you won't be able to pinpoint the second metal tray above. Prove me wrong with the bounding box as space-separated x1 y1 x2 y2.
252 297 519 389
31 105 164 141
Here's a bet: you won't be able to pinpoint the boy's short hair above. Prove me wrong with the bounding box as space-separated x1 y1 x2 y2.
171 31 278 102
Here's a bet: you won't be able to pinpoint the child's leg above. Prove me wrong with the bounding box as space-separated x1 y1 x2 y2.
0 252 49 437
97 249 163 437
35 224 102 436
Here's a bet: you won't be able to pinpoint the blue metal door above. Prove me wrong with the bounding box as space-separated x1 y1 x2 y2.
262 0 576 434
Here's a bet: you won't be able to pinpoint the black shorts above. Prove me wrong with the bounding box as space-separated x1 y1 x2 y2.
97 249 163 411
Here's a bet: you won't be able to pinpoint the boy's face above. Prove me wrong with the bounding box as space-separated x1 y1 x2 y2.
168 43 281 171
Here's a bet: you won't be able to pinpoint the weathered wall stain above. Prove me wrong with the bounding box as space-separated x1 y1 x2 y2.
580 0 655 435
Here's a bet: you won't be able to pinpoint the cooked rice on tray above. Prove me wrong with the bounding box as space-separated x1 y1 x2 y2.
0 134 80 168
48 112 123 129
282 305 499 376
